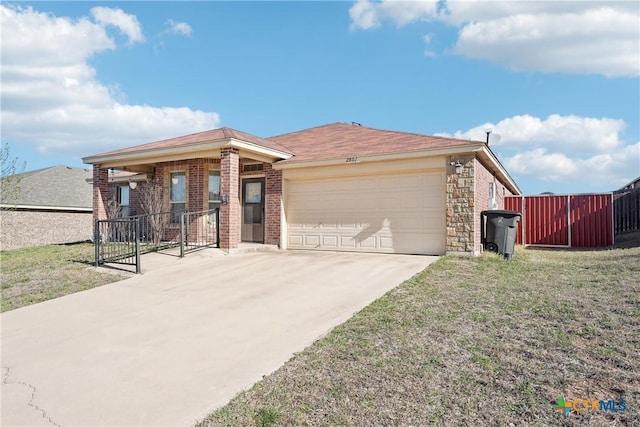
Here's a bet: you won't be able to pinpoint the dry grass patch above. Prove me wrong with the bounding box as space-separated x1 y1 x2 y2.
1 243 123 312
199 247 640 427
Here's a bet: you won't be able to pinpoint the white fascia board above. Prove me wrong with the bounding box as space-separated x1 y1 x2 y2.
82 140 228 166
108 174 150 184
272 144 484 170
227 139 292 160
82 138 292 167
475 145 522 195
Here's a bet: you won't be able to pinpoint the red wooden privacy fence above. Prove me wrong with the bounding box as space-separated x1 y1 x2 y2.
504 194 613 248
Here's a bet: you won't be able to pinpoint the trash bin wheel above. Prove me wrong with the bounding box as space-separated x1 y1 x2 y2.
485 242 499 253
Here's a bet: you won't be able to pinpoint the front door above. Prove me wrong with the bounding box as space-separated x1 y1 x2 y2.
241 178 265 243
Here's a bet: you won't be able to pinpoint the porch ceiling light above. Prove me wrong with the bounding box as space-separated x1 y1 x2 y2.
129 181 137 190
450 160 463 175
171 177 179 185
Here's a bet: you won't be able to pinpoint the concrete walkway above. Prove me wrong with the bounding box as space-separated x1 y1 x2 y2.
1 250 437 426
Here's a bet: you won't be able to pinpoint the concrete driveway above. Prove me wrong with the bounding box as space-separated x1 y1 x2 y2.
1 250 437 426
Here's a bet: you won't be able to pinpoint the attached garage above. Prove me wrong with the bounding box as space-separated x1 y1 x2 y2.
283 160 446 255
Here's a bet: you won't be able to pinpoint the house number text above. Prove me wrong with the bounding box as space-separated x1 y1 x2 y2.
346 157 358 163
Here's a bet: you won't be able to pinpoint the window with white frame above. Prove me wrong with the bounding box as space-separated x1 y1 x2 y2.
170 172 186 223
208 171 221 222
118 185 130 217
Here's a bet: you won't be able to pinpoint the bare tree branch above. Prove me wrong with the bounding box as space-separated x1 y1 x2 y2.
0 143 26 206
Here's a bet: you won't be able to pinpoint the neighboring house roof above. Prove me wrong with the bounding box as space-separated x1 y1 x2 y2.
618 176 640 191
270 123 483 163
1 165 92 210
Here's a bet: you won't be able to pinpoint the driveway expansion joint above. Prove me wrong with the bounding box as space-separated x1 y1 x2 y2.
3 366 62 427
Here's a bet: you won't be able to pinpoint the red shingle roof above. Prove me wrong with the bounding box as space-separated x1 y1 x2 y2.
93 127 293 158
269 123 481 162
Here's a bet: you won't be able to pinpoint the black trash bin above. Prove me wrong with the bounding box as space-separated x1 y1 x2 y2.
481 210 521 260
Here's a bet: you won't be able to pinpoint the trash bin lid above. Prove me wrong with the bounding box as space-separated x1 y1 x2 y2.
481 210 521 217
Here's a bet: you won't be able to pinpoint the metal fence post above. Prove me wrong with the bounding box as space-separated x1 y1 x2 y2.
135 217 141 274
94 220 100 267
216 208 220 248
180 212 185 257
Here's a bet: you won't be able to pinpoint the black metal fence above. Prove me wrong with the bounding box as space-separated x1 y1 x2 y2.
614 188 640 234
94 208 219 273
95 217 141 273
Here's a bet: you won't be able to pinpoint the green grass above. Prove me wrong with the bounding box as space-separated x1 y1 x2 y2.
1 243 123 312
198 247 640 427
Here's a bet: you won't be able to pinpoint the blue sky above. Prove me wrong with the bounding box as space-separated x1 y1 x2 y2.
1 1 639 194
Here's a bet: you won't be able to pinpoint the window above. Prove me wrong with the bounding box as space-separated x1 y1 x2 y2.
243 163 264 173
208 171 221 222
170 172 186 223
118 185 130 217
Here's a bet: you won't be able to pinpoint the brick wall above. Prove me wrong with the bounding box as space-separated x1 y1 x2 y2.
220 149 240 249
445 155 516 255
0 209 93 250
473 158 514 253
264 163 282 246
93 166 108 221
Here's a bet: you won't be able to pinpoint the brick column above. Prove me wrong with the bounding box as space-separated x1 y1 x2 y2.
264 164 282 246
445 155 475 255
93 165 108 222
220 148 240 250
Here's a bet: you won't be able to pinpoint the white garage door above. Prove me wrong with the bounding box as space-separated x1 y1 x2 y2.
286 170 445 255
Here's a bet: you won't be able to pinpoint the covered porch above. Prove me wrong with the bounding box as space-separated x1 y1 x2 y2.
83 128 292 251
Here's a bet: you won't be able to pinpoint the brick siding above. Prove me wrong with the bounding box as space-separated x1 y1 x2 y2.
264 164 282 246
473 158 514 253
220 149 240 249
93 166 108 221
0 209 93 250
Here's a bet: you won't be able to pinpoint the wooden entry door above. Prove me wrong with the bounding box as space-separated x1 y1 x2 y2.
241 178 265 243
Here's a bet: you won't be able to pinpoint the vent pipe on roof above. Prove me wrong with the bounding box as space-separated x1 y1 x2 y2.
351 121 362 126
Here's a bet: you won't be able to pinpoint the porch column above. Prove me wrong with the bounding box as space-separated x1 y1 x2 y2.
264 164 282 246
93 165 108 222
220 148 240 250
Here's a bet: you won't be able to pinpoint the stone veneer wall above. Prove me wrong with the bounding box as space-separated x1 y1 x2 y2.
0 210 93 250
445 154 476 254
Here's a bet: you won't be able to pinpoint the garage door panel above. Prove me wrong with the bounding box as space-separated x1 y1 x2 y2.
286 169 445 255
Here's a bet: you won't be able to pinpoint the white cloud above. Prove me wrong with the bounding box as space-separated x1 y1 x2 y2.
453 6 639 77
441 114 640 189
443 114 626 154
423 33 437 58
349 0 640 77
0 5 220 157
91 6 144 44
502 143 640 188
166 19 192 37
349 0 439 30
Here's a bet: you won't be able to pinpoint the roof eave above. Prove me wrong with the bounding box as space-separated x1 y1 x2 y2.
83 138 292 168
272 143 486 170
474 145 522 195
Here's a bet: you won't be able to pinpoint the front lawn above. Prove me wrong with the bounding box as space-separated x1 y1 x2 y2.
200 247 640 426
1 243 123 312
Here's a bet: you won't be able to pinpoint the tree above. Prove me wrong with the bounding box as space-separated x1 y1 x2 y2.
0 143 26 205
138 181 167 246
